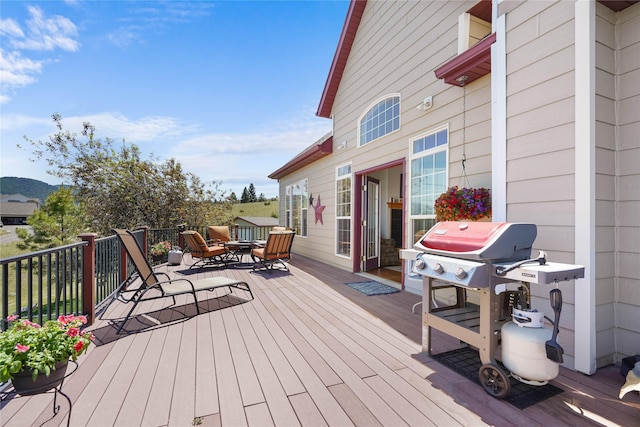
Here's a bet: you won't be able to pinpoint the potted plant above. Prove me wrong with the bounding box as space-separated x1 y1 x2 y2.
150 240 171 262
0 314 94 395
434 186 491 222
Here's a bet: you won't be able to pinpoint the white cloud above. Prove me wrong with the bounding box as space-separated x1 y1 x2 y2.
169 115 331 196
53 112 197 144
0 6 79 103
0 50 42 84
0 18 25 38
11 6 79 52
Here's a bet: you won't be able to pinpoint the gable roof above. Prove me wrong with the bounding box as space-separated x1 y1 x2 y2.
234 216 279 227
316 0 638 115
316 0 367 119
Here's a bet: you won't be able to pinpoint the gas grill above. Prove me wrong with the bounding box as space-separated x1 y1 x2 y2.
412 221 584 398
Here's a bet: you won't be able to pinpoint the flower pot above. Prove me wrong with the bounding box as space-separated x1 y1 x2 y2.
11 360 69 396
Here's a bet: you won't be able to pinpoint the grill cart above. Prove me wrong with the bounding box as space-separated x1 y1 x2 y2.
412 221 584 398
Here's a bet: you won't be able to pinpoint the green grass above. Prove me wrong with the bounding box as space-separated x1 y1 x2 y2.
231 201 279 219
0 241 30 258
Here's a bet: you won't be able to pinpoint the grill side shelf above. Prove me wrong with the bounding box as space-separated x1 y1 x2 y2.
493 262 585 284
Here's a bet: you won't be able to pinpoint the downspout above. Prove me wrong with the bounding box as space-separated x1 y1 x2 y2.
574 0 597 375
491 0 507 222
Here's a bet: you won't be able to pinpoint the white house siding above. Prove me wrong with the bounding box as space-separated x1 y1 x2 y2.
502 0 581 368
594 3 618 367
614 3 640 360
330 0 493 216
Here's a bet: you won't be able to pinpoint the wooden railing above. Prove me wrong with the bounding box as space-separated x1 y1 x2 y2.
0 224 275 330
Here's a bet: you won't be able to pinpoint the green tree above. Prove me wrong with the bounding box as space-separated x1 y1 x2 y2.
16 186 88 250
22 114 230 235
240 187 250 204
248 183 257 202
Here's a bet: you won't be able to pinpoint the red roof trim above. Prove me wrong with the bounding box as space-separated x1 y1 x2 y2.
316 0 367 118
434 32 496 87
268 136 333 180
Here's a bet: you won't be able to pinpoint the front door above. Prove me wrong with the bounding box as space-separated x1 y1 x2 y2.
362 177 380 271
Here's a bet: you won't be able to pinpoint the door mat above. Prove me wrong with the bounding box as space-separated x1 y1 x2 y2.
345 281 400 296
430 346 564 410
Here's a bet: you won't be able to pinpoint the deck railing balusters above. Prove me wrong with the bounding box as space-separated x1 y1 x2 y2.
1 224 270 329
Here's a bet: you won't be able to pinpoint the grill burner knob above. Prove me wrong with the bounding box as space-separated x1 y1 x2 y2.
455 267 467 280
415 258 426 270
434 263 445 274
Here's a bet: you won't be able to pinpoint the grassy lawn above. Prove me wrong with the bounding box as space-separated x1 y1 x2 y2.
231 201 279 219
0 241 29 258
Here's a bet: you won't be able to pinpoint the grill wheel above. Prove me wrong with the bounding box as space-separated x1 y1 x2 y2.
479 364 511 399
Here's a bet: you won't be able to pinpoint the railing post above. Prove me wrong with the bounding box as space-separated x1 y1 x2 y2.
140 226 150 255
235 224 239 240
177 224 186 249
79 233 97 325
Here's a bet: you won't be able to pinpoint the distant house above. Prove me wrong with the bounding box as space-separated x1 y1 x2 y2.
270 0 640 375
0 194 40 225
233 216 279 240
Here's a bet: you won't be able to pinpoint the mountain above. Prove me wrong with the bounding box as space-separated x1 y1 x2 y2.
0 177 60 202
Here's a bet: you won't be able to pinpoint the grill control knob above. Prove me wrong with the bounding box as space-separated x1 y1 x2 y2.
433 263 445 274
455 267 467 280
415 258 426 270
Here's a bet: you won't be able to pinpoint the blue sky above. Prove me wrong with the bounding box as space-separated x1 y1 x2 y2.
0 0 349 198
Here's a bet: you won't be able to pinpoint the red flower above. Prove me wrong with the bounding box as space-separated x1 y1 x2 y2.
67 327 79 337
73 341 85 352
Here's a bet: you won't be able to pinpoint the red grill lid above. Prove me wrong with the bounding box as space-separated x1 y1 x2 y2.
415 221 537 261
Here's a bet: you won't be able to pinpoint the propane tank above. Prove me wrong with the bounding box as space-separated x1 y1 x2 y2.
501 308 559 385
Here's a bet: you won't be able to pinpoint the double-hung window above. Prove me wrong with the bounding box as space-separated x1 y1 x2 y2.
358 95 400 146
410 126 448 243
335 164 352 257
285 179 308 237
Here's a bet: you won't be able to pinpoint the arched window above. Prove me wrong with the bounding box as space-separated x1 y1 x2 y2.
358 94 400 146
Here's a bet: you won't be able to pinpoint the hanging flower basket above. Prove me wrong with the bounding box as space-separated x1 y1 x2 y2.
434 186 491 222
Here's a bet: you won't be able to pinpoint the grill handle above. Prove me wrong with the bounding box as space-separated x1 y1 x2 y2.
495 251 547 276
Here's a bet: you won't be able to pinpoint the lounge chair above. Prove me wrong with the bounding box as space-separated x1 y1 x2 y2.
251 230 295 272
207 225 233 244
182 230 230 269
208 225 241 262
106 229 253 334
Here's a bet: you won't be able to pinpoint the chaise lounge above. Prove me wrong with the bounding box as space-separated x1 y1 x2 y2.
104 229 253 334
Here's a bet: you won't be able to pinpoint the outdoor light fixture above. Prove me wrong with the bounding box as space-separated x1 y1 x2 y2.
338 141 347 150
416 95 433 111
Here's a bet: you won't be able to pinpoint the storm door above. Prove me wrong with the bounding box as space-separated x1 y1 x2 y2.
362 177 380 271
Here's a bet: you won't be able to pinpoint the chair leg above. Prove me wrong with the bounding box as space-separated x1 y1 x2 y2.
116 298 142 334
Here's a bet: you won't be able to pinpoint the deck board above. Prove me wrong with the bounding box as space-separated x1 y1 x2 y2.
2 253 638 427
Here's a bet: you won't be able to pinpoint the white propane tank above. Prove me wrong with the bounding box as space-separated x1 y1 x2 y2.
501 310 560 385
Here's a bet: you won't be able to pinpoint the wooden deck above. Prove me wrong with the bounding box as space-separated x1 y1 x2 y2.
1 254 638 426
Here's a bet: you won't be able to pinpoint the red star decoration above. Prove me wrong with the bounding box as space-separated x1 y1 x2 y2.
313 194 326 225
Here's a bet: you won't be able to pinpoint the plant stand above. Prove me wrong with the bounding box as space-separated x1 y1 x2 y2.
1 361 77 427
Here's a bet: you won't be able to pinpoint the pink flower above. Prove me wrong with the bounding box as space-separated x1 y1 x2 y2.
66 327 79 337
73 341 84 352
76 315 88 324
58 315 68 324
7 314 19 322
22 320 40 328
15 344 29 352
